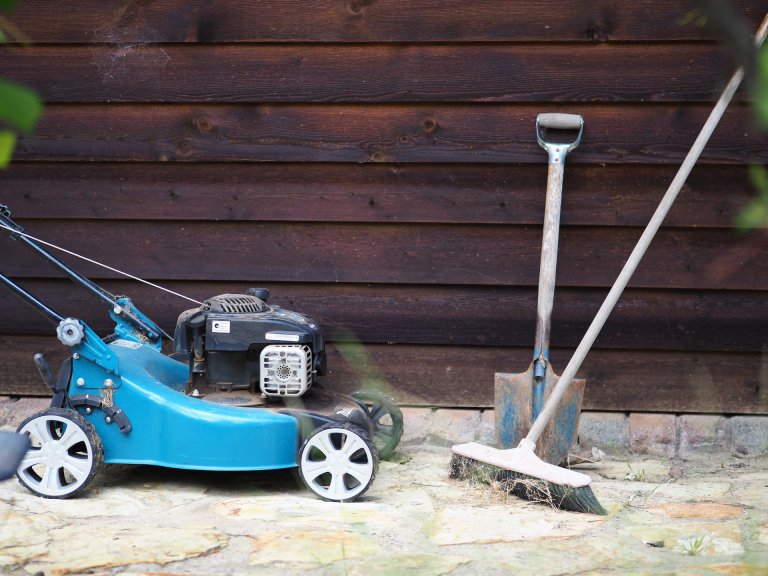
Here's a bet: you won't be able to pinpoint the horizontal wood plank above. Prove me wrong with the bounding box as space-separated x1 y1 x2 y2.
324 345 768 413
14 104 766 164
1 280 767 353
0 163 754 228
2 221 768 290
2 336 765 414
7 0 762 43
1 44 738 104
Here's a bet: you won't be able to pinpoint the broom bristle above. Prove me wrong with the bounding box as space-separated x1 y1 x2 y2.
450 453 606 515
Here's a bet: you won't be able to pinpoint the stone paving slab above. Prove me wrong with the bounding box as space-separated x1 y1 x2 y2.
2 429 767 576
2 399 768 575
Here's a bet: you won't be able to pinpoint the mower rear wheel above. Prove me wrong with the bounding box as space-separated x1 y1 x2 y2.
351 390 403 459
298 422 378 502
16 408 102 498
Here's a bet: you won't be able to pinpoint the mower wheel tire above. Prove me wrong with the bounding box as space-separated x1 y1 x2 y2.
16 407 103 499
351 390 403 459
298 422 378 502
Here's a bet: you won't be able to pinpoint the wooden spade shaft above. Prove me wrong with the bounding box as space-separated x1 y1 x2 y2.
495 113 585 464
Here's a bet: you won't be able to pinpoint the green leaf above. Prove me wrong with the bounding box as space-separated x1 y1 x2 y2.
750 163 768 197
736 200 768 230
677 9 707 28
0 79 41 132
736 165 768 230
0 0 17 12
756 46 768 129
0 129 17 169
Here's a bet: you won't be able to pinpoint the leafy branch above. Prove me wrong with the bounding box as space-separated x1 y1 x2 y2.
0 0 42 168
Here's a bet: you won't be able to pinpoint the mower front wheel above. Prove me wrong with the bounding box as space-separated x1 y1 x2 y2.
298 422 378 502
16 408 103 499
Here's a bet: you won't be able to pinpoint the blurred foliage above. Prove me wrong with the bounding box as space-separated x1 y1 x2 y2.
335 331 393 396
678 8 709 28
693 0 757 80
739 45 768 230
736 164 768 229
0 0 41 168
756 45 768 130
740 43 768 230
690 1 768 229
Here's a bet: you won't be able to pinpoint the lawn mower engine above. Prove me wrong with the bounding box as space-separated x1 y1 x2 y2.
172 289 327 399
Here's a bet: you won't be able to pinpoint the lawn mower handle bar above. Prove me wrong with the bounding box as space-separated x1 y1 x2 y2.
0 205 161 342
0 270 65 325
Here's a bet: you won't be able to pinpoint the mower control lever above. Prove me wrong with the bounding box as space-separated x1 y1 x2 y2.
0 205 162 343
33 352 57 391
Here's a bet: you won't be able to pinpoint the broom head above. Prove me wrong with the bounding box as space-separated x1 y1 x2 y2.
451 439 606 515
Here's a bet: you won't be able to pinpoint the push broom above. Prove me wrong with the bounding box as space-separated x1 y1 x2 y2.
451 12 768 514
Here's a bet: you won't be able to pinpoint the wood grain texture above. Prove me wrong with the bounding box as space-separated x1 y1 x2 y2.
1 280 766 354
0 163 754 228
3 336 766 414
1 0 765 415
3 220 768 290
13 104 766 164
1 44 737 104
7 1 762 43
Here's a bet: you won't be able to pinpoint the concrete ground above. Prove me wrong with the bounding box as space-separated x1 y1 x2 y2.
1 400 767 575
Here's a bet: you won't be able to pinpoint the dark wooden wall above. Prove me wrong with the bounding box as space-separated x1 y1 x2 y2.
1 1 767 414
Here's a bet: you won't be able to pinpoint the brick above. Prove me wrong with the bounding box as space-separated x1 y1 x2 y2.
677 414 727 460
629 413 676 457
730 416 768 457
428 409 481 448
400 407 433 446
576 411 629 456
472 410 627 454
477 409 496 445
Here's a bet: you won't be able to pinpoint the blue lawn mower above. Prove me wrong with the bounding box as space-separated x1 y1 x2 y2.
0 205 403 501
